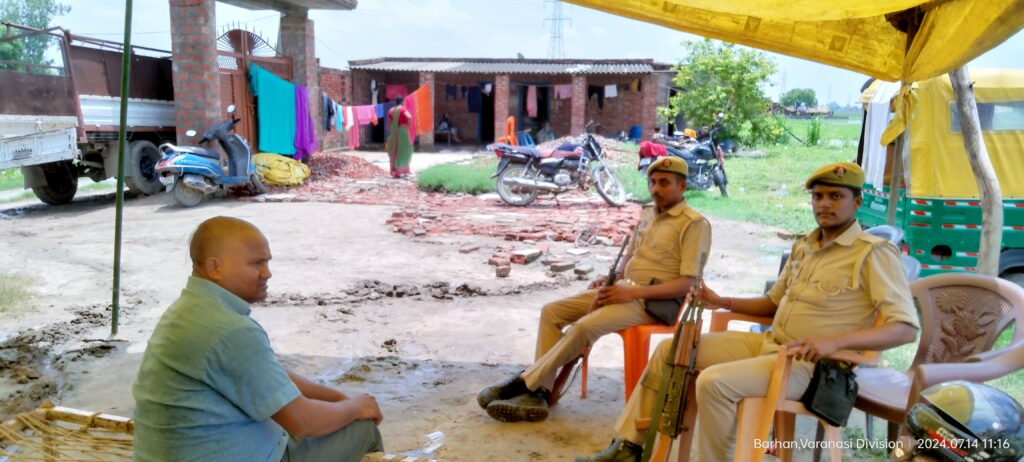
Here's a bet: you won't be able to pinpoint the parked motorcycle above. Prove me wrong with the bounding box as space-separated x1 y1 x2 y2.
487 123 626 207
155 105 267 207
639 114 729 197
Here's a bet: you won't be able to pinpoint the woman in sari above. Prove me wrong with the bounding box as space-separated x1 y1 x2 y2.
384 95 414 178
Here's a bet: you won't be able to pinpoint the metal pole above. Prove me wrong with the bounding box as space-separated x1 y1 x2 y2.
111 0 133 337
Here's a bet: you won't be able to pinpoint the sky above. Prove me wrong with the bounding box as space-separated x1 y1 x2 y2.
51 0 1024 106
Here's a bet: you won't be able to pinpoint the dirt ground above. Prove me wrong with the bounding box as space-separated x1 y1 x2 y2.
0 151 827 461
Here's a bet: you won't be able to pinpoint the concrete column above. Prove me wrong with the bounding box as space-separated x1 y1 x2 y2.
418 72 435 151
279 10 322 150
168 0 219 144
570 74 587 135
494 74 510 141
640 74 658 140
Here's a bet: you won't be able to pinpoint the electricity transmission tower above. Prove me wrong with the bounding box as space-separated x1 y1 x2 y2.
544 0 571 59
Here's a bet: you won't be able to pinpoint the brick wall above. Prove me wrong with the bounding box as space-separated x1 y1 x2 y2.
319 66 352 150
432 74 493 143
493 75 510 142
278 13 322 150
583 74 651 140
168 0 219 144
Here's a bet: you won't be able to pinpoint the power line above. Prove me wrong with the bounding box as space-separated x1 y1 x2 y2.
543 0 571 59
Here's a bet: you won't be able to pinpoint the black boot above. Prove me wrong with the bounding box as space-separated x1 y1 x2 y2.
574 438 642 462
477 372 528 409
485 388 550 423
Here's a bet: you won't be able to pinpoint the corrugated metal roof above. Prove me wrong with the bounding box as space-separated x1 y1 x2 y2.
348 60 654 75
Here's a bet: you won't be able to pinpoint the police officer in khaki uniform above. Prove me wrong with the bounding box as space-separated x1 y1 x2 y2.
576 162 920 462
478 157 712 423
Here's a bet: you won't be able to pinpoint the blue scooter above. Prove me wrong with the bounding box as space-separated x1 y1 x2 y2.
156 105 267 207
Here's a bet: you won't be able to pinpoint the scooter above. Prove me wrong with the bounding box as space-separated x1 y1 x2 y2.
155 105 267 207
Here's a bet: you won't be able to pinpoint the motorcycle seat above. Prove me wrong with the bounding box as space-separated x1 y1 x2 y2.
162 143 221 161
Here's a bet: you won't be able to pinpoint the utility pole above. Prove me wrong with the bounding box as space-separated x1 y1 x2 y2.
544 0 571 59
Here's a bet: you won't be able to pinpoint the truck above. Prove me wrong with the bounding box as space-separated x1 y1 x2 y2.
856 69 1024 285
0 23 175 204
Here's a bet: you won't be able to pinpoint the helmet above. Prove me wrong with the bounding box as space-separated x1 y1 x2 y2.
904 381 1024 461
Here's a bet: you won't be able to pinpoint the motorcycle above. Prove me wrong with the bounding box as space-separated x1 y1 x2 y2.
487 123 626 207
155 105 267 207
639 114 729 197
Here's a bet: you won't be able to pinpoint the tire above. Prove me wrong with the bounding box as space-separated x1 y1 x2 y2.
125 140 163 195
712 167 729 197
1003 272 1024 290
496 164 540 206
172 178 204 207
593 166 626 207
31 161 78 205
250 173 268 195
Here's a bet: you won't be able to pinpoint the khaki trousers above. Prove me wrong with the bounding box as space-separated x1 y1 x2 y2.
521 287 657 391
613 331 814 461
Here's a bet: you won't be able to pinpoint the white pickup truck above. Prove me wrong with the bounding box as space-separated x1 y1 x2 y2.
0 23 176 204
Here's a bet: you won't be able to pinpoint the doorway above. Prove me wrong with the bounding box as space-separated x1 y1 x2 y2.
479 81 494 142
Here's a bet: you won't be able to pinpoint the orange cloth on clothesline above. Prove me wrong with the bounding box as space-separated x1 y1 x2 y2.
410 86 433 137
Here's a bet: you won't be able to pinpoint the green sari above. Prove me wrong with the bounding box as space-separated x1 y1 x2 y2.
385 106 413 177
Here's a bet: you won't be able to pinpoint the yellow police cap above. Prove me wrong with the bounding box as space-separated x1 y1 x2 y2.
804 162 864 189
647 156 688 178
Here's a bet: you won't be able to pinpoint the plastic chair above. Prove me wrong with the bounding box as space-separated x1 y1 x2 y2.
848 273 1024 451
580 323 677 400
495 116 518 146
517 131 535 146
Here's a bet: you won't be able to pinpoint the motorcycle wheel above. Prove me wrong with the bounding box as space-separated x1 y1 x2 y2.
172 178 204 207
593 166 626 207
496 164 540 206
712 167 729 197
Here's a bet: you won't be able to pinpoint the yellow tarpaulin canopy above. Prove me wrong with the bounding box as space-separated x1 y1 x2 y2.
906 69 1024 198
563 0 1024 83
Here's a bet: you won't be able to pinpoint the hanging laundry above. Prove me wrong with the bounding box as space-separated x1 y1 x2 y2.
629 79 640 92
587 85 605 109
412 86 432 136
294 85 317 160
354 105 379 126
375 103 386 119
553 84 572 99
344 105 355 131
526 85 538 117
467 86 482 113
386 84 409 100
461 86 467 99
445 84 457 102
370 80 379 105
402 95 417 141
323 93 335 132
379 102 396 140
247 63 296 156
483 83 493 95
605 84 618 98
348 123 360 149
335 102 344 132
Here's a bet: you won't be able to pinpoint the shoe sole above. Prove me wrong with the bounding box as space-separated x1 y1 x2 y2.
486 401 548 423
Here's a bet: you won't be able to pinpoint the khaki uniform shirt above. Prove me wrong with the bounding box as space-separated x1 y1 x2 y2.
766 222 920 344
623 201 712 285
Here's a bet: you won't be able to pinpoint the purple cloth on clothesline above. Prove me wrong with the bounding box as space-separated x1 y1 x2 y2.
294 85 317 160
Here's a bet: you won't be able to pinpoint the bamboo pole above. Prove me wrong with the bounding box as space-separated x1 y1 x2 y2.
111 0 134 336
949 67 1003 276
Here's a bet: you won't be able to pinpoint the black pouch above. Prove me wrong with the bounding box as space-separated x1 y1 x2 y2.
643 279 683 325
799 359 858 427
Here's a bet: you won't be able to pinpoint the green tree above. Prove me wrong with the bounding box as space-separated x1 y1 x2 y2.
0 0 71 72
781 88 818 109
666 39 782 146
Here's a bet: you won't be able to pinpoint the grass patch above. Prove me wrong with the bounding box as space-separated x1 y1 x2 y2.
0 272 36 314
784 116 862 143
618 145 853 233
417 157 497 195
0 180 117 204
0 168 23 191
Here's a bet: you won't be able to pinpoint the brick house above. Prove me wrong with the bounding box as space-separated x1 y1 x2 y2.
328 58 671 151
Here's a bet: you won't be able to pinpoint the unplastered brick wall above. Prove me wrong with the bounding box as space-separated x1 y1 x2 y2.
583 74 654 140
506 75 574 140
319 66 352 150
433 74 493 143
348 70 420 147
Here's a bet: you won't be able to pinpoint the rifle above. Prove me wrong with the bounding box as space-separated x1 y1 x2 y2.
548 235 630 405
639 252 709 462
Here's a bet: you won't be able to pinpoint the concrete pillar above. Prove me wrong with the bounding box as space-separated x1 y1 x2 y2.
279 10 322 150
418 72 435 151
494 74 510 141
168 0 219 144
570 74 587 135
640 74 658 140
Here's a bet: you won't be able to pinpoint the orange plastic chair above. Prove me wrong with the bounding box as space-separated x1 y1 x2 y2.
580 323 677 400
495 116 518 146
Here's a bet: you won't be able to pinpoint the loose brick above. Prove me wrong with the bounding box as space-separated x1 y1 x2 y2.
511 249 543 265
550 261 576 273
496 265 511 278
459 245 480 254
